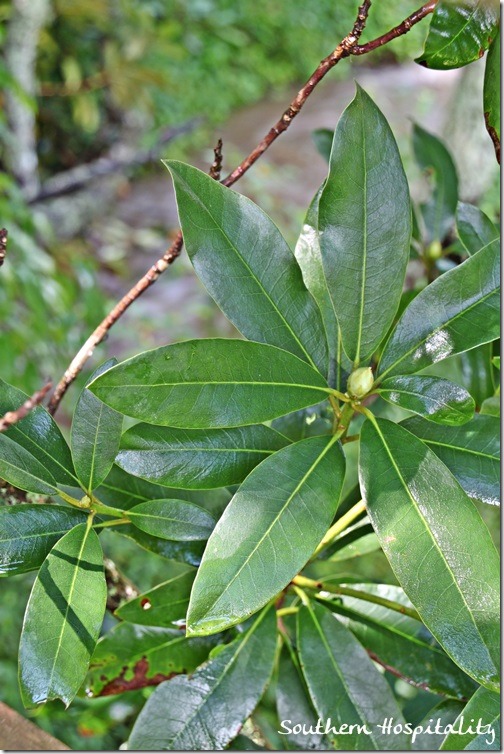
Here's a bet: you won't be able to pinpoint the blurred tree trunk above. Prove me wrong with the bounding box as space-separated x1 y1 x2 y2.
4 0 51 200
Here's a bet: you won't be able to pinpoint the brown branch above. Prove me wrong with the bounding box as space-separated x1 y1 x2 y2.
48 0 436 415
0 228 7 267
209 138 224 181
0 381 52 432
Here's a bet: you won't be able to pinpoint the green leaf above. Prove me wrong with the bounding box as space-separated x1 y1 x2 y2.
126 499 215 541
127 605 277 750
88 339 332 429
322 520 380 562
0 378 77 486
401 415 500 506
166 160 328 376
416 0 499 69
0 504 85 576
359 418 500 691
312 128 333 163
114 524 205 568
412 699 466 750
297 602 410 750
330 584 477 700
115 566 195 626
86 622 217 697
187 436 346 635
318 85 411 365
460 343 496 408
481 394 500 417
441 687 500 749
271 401 332 441
117 423 289 490
18 521 106 707
71 360 123 493
484 28 500 159
378 375 475 425
0 434 58 495
378 243 500 378
456 202 499 256
412 124 458 244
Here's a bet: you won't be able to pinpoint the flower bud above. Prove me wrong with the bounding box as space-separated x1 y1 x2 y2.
347 367 374 399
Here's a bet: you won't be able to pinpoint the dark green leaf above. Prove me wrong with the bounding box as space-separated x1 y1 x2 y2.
0 434 58 495
484 28 500 159
228 735 263 750
378 375 475 425
0 378 77 486
412 700 465 750
412 124 458 244
401 415 499 506
127 605 277 750
297 602 410 750
441 687 500 749
71 360 123 493
166 161 328 376
88 339 332 429
271 402 332 441
378 243 500 378
460 343 496 408
457 202 499 256
360 418 500 691
117 423 289 490
19 521 106 707
312 128 333 162
115 524 205 567
115 566 195 626
127 499 215 541
322 520 380 562
0 504 85 576
318 85 411 365
417 0 499 69
86 622 216 697
187 436 345 635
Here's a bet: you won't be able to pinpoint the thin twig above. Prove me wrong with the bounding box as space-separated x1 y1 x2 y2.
0 382 52 432
0 228 7 267
48 0 437 415
209 138 224 181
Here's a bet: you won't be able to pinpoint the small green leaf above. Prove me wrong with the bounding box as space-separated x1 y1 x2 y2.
481 394 500 417
441 687 500 749
417 0 499 69
460 343 496 408
115 524 205 568
115 566 195 626
297 602 410 750
117 423 289 489
71 360 123 493
378 375 475 425
88 339 332 429
378 243 500 378
457 202 499 256
19 521 106 707
360 418 500 691
271 402 332 441
319 85 411 365
86 622 216 697
413 124 458 244
166 161 328 376
402 414 500 506
0 378 77 486
0 434 58 495
312 128 333 163
127 605 277 750
187 436 345 635
484 28 500 160
127 499 215 541
0 504 85 576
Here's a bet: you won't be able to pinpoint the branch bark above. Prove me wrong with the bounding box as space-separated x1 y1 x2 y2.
48 0 437 415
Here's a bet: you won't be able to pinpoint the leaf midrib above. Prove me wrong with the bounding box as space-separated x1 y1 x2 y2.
430 3 483 61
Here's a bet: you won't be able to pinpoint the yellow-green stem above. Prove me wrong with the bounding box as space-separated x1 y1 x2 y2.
93 517 130 529
313 499 367 557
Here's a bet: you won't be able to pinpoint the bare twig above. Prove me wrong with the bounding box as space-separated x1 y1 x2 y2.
104 558 140 612
209 138 224 181
0 228 7 267
0 381 52 432
48 0 437 415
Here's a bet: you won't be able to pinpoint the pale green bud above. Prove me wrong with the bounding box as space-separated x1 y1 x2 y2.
347 367 374 399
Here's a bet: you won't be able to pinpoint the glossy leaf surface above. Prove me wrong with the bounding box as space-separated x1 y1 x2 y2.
167 160 328 376
378 375 475 425
360 418 500 691
0 434 58 495
89 339 331 429
19 522 106 707
456 202 499 256
460 343 496 408
417 0 499 69
441 687 500 749
484 28 500 158
319 86 411 364
115 566 195 626
128 606 277 750
402 415 500 506
127 499 215 541
187 436 345 635
0 378 77 486
117 423 289 489
297 602 409 750
378 243 500 378
86 623 216 697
